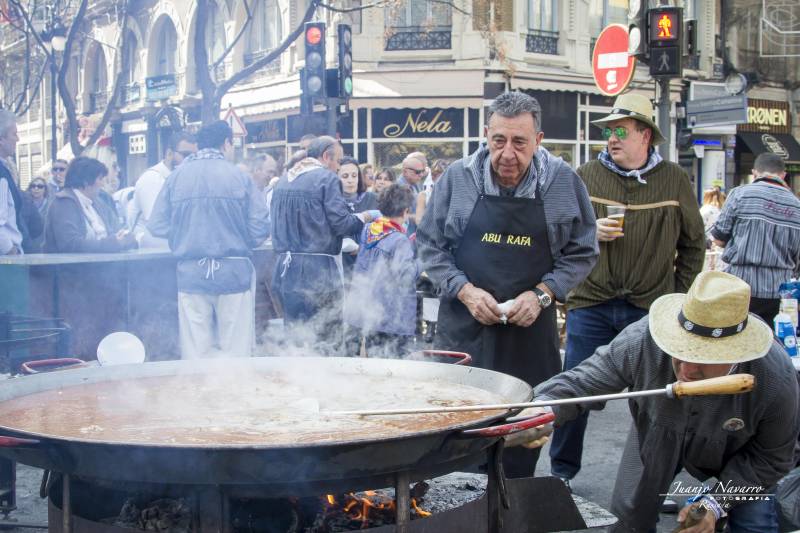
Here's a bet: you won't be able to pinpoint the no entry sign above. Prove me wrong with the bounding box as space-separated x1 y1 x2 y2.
592 24 637 97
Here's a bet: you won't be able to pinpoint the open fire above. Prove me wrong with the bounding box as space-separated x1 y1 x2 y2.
321 488 431 529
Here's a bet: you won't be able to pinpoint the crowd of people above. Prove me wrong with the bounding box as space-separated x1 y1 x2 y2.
2 90 800 531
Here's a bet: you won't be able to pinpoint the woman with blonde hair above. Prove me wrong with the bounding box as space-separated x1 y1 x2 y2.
700 187 726 241
701 187 726 270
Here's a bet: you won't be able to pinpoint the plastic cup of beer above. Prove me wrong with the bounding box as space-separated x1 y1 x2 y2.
607 205 626 236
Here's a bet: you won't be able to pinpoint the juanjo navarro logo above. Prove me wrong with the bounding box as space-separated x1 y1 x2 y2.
481 232 532 247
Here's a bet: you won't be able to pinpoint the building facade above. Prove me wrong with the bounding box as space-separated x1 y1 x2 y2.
1 0 797 192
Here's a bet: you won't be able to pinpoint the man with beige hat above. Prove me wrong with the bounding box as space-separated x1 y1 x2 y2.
536 271 799 533
550 93 706 490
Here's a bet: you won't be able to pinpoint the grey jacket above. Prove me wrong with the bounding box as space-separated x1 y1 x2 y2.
416 144 598 301
148 149 270 294
535 317 800 532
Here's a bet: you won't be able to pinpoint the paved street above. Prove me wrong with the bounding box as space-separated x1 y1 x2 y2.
535 397 699 532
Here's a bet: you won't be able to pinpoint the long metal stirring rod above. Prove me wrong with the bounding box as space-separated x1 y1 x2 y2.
334 374 755 417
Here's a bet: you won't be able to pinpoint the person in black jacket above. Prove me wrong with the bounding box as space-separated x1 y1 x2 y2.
44 157 136 253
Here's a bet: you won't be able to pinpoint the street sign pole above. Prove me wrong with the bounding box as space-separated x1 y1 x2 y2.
657 79 671 161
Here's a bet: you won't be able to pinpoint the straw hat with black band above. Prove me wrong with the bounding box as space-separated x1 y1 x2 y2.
649 271 774 364
591 93 667 146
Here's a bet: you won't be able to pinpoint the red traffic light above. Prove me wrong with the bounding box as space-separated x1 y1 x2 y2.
306 26 322 45
649 9 679 42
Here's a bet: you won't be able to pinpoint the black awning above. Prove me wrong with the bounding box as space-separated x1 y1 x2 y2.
738 132 800 163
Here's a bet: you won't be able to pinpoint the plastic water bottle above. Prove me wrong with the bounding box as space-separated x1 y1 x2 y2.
775 312 798 357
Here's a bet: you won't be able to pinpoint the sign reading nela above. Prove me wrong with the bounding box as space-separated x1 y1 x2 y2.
372 108 463 139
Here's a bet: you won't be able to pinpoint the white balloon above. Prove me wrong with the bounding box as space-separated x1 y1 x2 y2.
97 332 146 366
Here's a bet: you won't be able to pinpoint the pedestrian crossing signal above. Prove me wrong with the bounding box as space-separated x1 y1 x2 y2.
648 8 680 44
646 6 682 78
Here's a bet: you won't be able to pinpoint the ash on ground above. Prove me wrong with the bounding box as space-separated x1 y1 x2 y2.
104 497 191 533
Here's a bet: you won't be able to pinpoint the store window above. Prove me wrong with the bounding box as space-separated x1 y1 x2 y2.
543 143 575 167
374 141 462 172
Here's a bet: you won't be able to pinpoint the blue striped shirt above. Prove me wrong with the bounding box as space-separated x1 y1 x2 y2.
712 181 800 298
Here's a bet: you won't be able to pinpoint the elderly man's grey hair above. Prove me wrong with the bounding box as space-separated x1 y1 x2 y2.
488 91 542 132
0 109 16 138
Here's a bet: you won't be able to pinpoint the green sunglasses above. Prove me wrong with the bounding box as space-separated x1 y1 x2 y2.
601 126 629 140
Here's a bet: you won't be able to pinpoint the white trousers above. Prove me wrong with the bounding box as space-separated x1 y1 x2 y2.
177 289 254 359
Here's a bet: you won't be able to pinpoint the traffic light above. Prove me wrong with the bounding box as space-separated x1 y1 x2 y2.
647 6 682 77
302 22 326 98
684 19 698 57
337 24 353 100
627 0 648 60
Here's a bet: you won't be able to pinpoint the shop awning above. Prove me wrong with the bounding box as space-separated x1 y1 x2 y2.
737 132 800 163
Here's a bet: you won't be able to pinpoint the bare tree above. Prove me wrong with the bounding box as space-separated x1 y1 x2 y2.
0 1 47 115
193 0 322 123
8 0 134 155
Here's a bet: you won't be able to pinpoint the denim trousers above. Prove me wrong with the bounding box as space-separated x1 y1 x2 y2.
549 299 648 480
646 498 778 533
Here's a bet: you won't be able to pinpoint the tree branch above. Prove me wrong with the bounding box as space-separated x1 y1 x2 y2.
428 0 470 16
13 60 47 117
211 0 253 71
217 0 320 98
57 0 90 157
194 0 217 123
12 30 34 114
82 0 131 150
7 0 55 61
317 0 388 13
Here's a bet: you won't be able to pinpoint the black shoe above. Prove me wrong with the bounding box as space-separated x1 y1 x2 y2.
661 498 679 514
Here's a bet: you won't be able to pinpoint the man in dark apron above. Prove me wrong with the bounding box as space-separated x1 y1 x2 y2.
416 91 598 478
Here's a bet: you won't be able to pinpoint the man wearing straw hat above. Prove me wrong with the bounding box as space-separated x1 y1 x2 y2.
535 271 799 533
550 93 706 492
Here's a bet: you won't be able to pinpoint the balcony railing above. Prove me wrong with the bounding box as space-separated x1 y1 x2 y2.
243 50 281 73
385 27 451 51
526 29 559 55
124 83 141 104
89 91 108 113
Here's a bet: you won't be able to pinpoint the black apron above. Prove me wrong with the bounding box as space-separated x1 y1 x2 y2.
435 177 561 477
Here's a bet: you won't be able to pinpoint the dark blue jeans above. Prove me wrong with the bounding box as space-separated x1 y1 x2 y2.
646 498 778 533
549 299 648 480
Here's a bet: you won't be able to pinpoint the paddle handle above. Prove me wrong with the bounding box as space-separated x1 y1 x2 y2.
671 374 755 398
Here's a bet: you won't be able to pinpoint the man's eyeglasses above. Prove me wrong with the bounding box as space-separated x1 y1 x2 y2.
601 127 629 141
403 167 425 175
30 183 46 189
52 167 67 172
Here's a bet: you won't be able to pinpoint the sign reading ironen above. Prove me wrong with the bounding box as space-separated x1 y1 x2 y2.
372 108 463 139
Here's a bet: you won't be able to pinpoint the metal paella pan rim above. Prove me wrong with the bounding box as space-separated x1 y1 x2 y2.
0 357 533 450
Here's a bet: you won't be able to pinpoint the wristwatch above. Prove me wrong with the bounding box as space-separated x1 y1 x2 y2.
533 287 552 309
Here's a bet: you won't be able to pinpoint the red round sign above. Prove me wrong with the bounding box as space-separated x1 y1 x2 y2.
592 24 637 97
